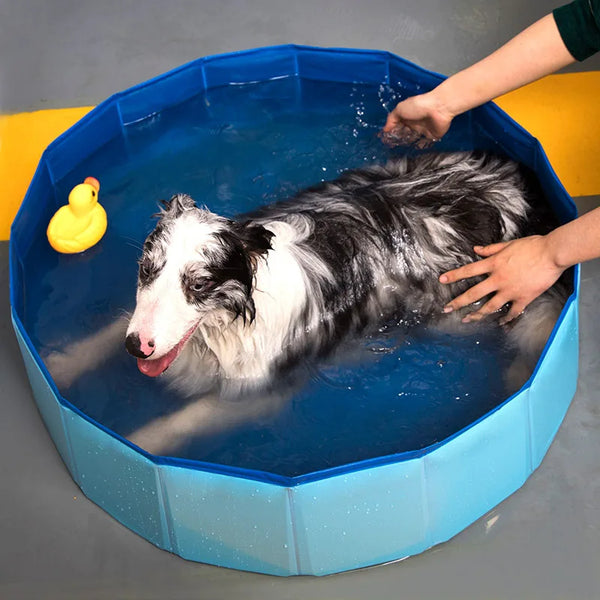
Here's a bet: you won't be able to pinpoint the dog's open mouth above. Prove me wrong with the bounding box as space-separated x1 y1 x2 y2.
137 323 198 377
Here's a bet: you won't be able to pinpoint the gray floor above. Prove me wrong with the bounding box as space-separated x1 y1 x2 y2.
1 0 600 113
1 1 600 598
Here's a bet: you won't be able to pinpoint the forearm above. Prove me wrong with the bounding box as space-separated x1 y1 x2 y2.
544 206 600 269
431 13 576 118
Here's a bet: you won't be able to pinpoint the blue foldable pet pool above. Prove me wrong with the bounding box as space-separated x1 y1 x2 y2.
10 46 578 576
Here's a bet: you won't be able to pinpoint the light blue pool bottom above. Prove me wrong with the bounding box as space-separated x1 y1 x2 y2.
10 45 580 575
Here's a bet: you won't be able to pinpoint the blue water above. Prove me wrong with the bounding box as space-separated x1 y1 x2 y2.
21 77 518 478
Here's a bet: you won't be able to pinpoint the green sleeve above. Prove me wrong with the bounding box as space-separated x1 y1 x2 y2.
553 0 600 61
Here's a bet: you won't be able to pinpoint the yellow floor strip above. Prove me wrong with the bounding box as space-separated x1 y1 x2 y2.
0 106 93 240
0 71 599 240
496 71 600 198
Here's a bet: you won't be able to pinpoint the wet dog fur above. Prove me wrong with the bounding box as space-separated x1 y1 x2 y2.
125 151 569 397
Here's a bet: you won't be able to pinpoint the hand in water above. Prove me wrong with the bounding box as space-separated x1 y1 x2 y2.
380 93 454 148
439 236 566 324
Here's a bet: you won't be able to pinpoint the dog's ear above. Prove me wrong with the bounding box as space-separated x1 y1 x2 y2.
159 194 197 219
232 221 274 255
230 296 257 326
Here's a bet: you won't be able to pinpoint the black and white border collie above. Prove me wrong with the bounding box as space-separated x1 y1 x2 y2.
125 151 568 396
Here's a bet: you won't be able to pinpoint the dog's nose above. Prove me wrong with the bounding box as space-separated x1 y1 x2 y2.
125 332 155 359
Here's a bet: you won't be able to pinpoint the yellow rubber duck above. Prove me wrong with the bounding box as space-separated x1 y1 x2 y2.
47 176 107 254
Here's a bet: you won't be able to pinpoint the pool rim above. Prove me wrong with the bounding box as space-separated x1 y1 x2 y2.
8 45 579 487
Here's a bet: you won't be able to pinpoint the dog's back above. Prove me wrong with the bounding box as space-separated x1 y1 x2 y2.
244 151 564 346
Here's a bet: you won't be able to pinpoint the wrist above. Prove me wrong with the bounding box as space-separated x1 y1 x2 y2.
541 229 573 271
421 85 458 123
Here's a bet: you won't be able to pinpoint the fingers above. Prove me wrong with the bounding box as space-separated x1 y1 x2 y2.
440 243 513 284
498 301 527 326
465 296 529 326
382 112 400 133
440 238 548 326
460 294 509 323
439 256 492 284
447 284 523 324
381 106 439 148
378 125 420 146
443 278 496 314
473 241 511 257
378 125 438 149
415 136 436 150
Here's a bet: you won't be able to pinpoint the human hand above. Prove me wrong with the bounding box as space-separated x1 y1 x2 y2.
380 92 454 148
439 235 565 324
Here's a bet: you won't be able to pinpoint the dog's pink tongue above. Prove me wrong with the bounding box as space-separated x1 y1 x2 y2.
137 346 179 377
136 323 198 377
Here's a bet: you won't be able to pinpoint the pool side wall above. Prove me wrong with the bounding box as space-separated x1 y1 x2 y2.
11 295 578 575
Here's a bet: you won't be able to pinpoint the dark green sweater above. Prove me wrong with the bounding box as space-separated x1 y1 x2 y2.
553 0 600 60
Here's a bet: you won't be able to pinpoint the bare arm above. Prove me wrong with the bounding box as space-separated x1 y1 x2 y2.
440 206 600 323
380 9 598 321
382 13 576 142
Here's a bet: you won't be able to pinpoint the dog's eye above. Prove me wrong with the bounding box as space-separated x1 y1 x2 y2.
189 279 215 294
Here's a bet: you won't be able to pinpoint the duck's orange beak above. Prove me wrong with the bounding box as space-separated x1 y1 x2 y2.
83 176 100 192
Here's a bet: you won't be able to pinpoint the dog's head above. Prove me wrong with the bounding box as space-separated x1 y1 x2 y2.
125 194 273 377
